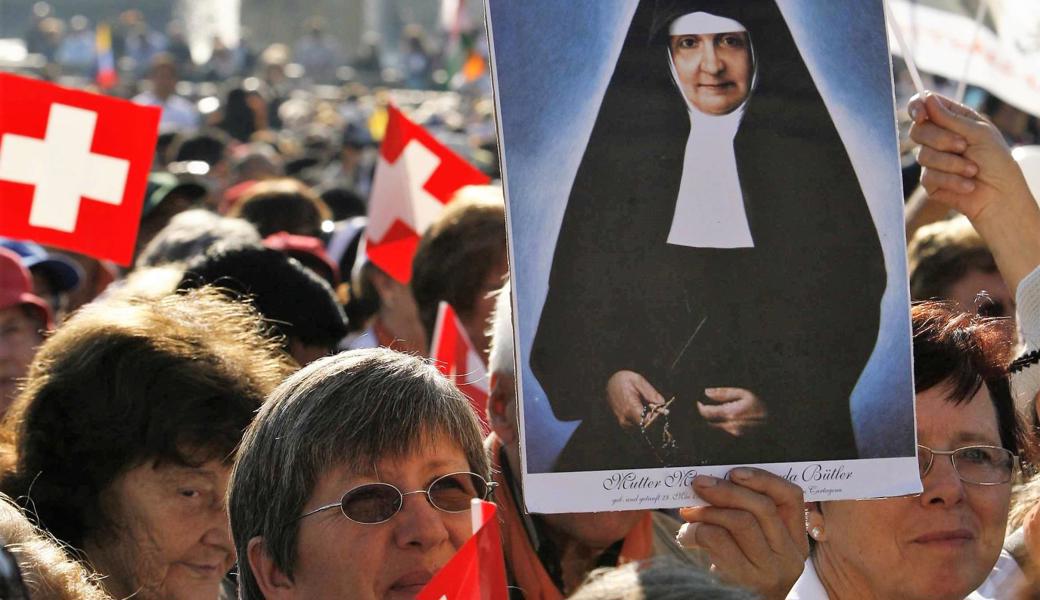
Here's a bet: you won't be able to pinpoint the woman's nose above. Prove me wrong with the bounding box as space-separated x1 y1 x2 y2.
700 45 722 74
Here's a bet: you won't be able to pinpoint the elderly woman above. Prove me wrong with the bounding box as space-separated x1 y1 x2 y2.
790 301 1024 599
531 0 885 472
229 348 492 599
0 288 292 600
675 93 1040 600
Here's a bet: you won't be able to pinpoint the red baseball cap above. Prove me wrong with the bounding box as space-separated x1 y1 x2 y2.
0 247 53 330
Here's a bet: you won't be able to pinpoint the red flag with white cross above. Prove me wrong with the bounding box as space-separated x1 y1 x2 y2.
430 301 490 433
366 104 490 283
0 73 160 266
417 500 508 600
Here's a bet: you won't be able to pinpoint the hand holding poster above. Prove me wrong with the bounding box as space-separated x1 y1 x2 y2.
486 0 919 512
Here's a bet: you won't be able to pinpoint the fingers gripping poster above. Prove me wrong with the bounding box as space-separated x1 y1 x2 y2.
486 0 920 512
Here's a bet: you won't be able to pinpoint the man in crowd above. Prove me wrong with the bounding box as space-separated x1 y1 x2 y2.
908 215 1013 321
484 282 704 597
0 248 50 416
411 186 508 358
132 53 200 132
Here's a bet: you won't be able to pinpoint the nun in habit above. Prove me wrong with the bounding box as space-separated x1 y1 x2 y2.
529 0 887 471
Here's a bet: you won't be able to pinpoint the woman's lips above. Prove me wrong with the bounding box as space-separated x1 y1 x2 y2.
912 529 975 544
696 82 736 92
179 562 225 579
389 569 433 594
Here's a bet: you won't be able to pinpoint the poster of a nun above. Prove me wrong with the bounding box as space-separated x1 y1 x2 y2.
487 0 921 513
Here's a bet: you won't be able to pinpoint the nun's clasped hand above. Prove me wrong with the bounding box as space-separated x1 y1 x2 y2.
677 468 806 600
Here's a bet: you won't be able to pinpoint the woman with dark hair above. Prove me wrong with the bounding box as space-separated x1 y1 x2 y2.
790 301 1024 599
217 86 269 143
531 0 886 470
674 92 1040 600
1 288 292 600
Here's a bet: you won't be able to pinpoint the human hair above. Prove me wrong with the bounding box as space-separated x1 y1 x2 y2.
1009 475 1040 534
568 557 755 600
149 52 178 75
135 208 262 269
911 301 1021 455
410 186 507 339
168 129 231 166
219 87 260 143
228 348 490 600
178 245 348 350
1 288 291 550
0 494 112 600
228 178 332 238
908 216 999 305
232 143 284 182
487 282 514 377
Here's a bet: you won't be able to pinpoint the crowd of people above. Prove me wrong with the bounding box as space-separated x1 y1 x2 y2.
3 3 1040 600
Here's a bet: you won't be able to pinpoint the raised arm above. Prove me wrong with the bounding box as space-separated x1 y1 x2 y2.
908 91 1040 295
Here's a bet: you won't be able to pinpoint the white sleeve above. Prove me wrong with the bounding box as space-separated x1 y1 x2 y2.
967 549 1027 600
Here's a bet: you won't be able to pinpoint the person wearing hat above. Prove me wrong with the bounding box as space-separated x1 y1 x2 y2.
135 171 208 259
0 248 51 415
0 239 81 325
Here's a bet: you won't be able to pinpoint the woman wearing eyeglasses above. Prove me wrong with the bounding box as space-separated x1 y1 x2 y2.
676 91 1040 599
787 300 1025 600
229 348 493 600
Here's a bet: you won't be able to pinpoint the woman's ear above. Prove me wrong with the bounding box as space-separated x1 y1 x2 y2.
248 536 295 599
805 501 826 542
488 373 518 446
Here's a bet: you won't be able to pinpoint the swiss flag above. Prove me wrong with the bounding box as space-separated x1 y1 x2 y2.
0 73 159 266
366 104 490 283
418 500 508 600
431 301 490 433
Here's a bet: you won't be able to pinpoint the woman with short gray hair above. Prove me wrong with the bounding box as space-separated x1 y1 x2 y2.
229 348 492 599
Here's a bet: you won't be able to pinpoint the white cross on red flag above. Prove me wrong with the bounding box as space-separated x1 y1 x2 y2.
0 73 160 266
430 301 491 434
366 104 490 283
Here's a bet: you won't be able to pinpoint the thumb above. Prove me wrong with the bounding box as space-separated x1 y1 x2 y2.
633 376 665 406
924 93 986 142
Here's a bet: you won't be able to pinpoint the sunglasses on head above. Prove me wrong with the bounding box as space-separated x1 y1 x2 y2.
296 471 496 525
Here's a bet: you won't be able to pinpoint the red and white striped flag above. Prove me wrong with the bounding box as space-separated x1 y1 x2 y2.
366 104 489 283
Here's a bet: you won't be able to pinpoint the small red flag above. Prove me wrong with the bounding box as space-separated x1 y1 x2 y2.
0 73 159 266
431 301 490 433
418 500 508 600
366 104 489 283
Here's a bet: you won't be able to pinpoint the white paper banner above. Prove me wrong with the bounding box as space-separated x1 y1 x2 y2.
888 0 1040 117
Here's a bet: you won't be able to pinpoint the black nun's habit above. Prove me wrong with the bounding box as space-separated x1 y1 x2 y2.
529 0 887 471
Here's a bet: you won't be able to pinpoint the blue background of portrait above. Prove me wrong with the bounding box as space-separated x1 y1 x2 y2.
488 0 915 473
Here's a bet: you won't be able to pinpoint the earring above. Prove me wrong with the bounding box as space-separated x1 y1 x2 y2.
810 526 823 540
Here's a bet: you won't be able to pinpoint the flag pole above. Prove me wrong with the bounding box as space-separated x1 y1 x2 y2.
884 0 926 96
471 498 483 534
955 0 990 103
